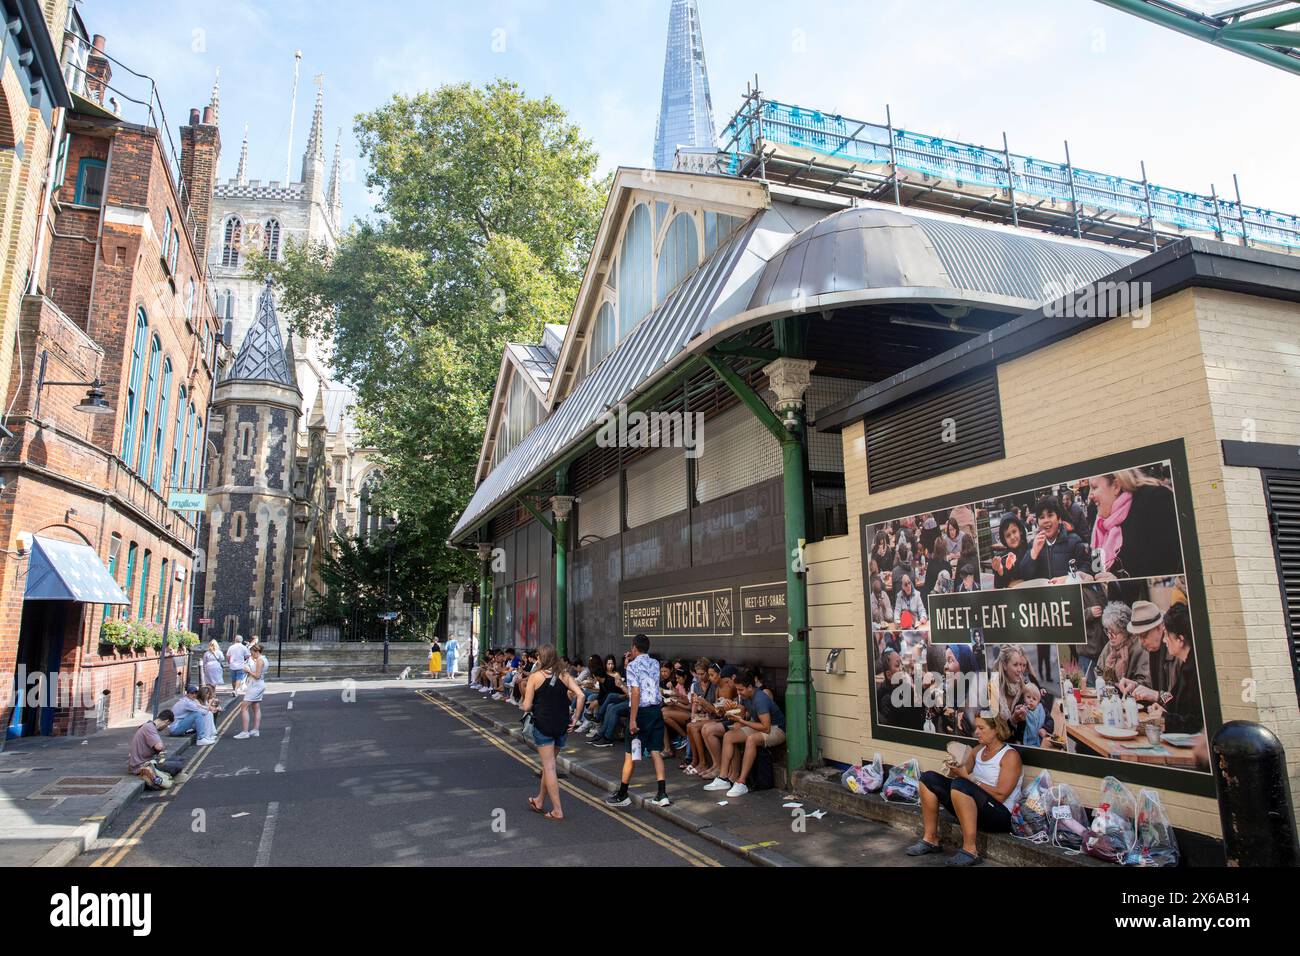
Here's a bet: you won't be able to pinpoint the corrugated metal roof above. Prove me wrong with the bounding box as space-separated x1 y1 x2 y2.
451 220 757 542
507 342 559 395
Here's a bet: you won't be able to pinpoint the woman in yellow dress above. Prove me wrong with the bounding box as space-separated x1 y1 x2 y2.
428 639 443 676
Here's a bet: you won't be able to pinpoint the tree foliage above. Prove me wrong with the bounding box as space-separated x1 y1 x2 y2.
268 80 607 611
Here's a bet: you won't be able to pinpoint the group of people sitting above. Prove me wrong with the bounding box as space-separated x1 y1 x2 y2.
468 645 787 799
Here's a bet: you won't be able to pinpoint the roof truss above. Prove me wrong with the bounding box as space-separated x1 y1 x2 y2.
1095 1 1300 74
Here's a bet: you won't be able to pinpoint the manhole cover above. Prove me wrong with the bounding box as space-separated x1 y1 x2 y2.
57 777 121 786
30 776 122 799
43 786 116 796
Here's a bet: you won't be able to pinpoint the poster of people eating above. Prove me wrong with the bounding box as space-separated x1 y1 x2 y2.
864 454 1212 776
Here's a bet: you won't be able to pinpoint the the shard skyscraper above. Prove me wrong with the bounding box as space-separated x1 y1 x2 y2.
652 0 717 170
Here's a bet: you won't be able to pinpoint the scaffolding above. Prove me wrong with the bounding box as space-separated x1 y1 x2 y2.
718 85 1300 255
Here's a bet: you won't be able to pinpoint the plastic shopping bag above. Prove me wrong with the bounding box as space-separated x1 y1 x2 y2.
1049 783 1090 853
1126 788 1180 867
1085 775 1138 863
1010 770 1053 842
882 757 920 804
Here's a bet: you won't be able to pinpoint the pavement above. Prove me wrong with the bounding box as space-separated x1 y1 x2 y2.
427 682 982 867
71 676 749 867
0 706 195 867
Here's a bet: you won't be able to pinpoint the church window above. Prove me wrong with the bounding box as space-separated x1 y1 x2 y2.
238 422 257 459
264 218 281 261
221 216 242 268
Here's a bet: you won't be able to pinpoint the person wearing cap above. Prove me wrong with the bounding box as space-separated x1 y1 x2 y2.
168 684 218 745
1117 601 1169 695
1119 603 1202 732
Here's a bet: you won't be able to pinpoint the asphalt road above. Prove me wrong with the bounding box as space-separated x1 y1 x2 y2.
76 678 744 867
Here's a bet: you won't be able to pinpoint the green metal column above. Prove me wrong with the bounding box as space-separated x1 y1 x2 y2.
780 402 812 773
553 470 572 660
477 543 492 663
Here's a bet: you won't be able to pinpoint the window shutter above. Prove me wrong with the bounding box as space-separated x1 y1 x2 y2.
1264 472 1300 704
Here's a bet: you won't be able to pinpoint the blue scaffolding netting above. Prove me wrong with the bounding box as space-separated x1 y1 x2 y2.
721 100 1300 250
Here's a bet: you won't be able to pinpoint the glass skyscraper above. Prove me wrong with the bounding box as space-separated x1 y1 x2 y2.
653 0 716 170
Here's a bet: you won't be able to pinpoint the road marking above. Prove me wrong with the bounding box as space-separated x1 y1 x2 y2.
93 701 243 867
417 691 723 867
287 700 294 710
255 801 279 867
274 725 291 773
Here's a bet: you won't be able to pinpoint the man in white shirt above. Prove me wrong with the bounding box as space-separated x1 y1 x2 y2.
168 684 217 745
227 634 251 695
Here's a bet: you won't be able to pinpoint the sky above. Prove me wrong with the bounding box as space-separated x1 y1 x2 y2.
86 0 1299 227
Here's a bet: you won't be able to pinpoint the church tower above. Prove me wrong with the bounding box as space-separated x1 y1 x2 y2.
203 279 302 642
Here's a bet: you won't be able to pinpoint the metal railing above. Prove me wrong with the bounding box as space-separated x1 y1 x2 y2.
719 90 1300 252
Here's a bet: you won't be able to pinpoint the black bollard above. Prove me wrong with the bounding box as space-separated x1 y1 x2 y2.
1211 720 1299 867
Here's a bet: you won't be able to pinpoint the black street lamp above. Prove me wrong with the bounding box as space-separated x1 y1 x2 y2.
382 518 396 672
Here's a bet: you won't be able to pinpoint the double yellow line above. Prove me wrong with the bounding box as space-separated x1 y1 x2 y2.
418 691 723 867
92 704 244 868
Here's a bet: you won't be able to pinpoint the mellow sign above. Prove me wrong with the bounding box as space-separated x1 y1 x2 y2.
167 491 207 512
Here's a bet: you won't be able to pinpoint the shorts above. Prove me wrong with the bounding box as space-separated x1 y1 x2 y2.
532 727 567 749
919 771 1013 833
739 724 787 747
627 704 665 754
231 669 245 682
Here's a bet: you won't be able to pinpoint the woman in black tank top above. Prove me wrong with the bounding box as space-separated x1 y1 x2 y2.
522 645 584 821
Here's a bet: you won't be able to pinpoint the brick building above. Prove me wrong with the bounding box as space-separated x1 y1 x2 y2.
0 24 220 736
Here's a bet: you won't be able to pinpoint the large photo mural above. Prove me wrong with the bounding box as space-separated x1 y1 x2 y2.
863 451 1213 778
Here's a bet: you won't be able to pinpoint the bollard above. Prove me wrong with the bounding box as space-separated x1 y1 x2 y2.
1211 720 1299 867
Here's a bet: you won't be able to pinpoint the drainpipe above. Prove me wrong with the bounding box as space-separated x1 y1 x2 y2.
701 330 819 774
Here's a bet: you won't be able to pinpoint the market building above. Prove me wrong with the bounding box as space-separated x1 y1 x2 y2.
451 94 1300 838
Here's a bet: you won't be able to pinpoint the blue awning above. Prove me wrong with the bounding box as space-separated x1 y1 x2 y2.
24 536 129 605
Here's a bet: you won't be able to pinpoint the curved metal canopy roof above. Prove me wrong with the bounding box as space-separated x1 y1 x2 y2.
450 196 1142 544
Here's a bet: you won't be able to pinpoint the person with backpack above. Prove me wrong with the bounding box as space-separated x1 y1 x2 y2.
521 644 585 821
703 669 785 798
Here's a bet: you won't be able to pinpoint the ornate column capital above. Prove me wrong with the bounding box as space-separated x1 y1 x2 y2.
550 495 575 521
762 357 817 412
475 543 494 561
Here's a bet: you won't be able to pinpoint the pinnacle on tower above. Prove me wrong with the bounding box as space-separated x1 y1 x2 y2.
653 0 716 170
209 67 221 125
301 79 326 191
327 127 343 221
236 124 249 185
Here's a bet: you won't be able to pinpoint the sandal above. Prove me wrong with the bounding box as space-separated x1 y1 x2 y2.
543 811 564 821
527 796 544 814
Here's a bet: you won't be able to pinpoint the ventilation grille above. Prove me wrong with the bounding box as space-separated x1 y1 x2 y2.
808 375 867 472
578 475 620 543
695 402 782 503
1264 471 1300 705
865 374 1004 494
626 447 688 528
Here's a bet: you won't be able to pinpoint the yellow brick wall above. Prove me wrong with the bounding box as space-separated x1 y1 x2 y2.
805 533 863 764
824 287 1300 837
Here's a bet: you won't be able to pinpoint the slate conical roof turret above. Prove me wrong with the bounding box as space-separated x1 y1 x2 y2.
227 278 297 387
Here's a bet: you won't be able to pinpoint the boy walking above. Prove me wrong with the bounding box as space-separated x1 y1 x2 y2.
604 634 670 808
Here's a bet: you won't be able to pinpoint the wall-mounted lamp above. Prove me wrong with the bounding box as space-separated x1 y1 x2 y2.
34 351 112 420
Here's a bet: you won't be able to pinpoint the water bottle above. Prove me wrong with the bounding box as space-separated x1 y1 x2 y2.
631 737 643 761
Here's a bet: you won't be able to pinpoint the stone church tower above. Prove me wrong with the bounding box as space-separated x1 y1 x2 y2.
195 68 374 641
203 280 300 642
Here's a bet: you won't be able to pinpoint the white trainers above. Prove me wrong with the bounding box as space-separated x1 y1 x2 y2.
234 731 251 739
702 777 731 792
197 736 218 746
726 782 749 798
249 729 260 737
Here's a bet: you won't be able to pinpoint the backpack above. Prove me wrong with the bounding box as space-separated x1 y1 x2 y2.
749 747 775 792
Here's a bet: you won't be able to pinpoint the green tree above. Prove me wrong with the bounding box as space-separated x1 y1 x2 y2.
268 80 607 610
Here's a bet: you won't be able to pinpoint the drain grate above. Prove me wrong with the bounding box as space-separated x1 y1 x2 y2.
30 776 122 799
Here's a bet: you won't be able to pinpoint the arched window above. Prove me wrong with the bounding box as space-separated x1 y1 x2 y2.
123 542 138 618
655 212 699 304
156 558 168 623
221 216 242 268
618 203 652 339
162 208 172 262
358 472 388 542
180 403 195 494
136 336 161 475
185 278 196 324
121 308 149 461
585 301 617 375
150 358 172 492
170 384 187 490
263 218 281 261
169 228 180 274
220 288 235 344
138 549 151 620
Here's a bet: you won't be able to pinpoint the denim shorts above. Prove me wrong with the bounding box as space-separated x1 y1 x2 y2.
231 669 245 681
532 727 567 749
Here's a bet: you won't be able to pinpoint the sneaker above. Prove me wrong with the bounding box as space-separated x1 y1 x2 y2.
648 794 671 807
702 777 731 792
234 731 251 739
491 693 503 700
585 727 600 738
249 730 260 737
725 782 749 798
672 736 688 751
591 737 614 748
197 736 218 746
603 792 631 807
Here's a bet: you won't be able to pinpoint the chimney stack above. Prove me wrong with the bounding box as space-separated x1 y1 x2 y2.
85 35 112 105
179 106 221 268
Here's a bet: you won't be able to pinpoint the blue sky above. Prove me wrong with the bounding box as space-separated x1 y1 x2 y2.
89 0 1297 225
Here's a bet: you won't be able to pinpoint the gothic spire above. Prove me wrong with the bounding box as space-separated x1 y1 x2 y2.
327 127 342 219
227 278 297 387
236 124 249 185
209 67 221 125
304 83 325 165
